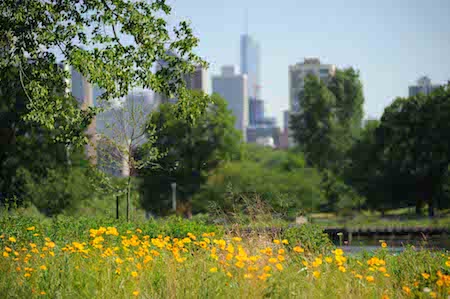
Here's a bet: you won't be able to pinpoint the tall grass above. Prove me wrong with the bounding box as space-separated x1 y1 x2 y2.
0 216 449 298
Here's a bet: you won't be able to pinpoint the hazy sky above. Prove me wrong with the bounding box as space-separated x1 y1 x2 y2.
166 0 450 126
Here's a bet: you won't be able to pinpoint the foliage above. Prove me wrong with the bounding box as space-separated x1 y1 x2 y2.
1 0 206 147
194 146 324 218
328 68 365 139
0 218 449 298
138 92 241 217
281 225 333 252
374 85 450 216
289 75 341 170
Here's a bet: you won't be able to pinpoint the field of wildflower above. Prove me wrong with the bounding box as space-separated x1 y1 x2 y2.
0 217 449 298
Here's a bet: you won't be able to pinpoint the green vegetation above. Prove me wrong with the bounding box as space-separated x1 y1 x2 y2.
0 216 449 298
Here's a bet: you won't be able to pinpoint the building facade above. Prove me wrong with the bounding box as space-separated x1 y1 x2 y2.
249 98 265 126
240 34 260 99
70 68 98 164
212 65 248 141
408 76 441 97
288 58 336 148
288 58 336 114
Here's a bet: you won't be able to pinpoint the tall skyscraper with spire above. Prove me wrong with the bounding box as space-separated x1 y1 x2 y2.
240 21 260 100
240 12 262 129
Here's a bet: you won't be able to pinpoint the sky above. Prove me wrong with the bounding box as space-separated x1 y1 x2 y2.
165 0 450 127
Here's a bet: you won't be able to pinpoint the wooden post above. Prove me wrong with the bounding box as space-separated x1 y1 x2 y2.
116 195 119 220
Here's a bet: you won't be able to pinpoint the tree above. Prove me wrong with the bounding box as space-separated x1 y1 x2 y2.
0 62 90 206
138 92 241 218
1 0 205 148
289 74 341 170
328 68 365 139
375 85 450 217
96 93 159 221
194 146 324 218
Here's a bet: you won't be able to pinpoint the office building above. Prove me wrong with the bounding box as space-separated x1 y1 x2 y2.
288 58 336 148
240 34 260 99
249 99 265 126
212 65 248 140
289 58 336 113
71 68 98 164
409 76 441 97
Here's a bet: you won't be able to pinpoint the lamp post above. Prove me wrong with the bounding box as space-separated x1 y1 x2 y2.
171 182 177 212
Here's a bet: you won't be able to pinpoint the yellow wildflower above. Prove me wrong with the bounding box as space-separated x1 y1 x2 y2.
40 265 47 271
402 286 411 295
9 237 16 243
313 271 320 279
365 276 375 283
273 239 280 245
381 242 387 248
338 266 346 273
226 272 233 278
293 246 304 253
27 226 35 231
421 273 430 279
282 239 289 245
263 266 271 272
268 257 277 264
133 291 139 296
209 267 218 273
275 263 283 271
131 271 138 278
232 237 242 242
325 257 333 263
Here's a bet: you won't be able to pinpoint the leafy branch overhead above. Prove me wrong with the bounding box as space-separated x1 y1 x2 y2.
1 0 206 146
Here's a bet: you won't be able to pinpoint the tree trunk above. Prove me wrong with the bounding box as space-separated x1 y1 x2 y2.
415 198 424 216
126 175 131 222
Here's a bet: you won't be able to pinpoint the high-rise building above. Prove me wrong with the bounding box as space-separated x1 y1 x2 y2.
289 58 336 114
283 110 290 132
288 58 336 148
212 65 248 140
408 76 441 97
240 34 260 99
249 99 265 126
71 68 98 164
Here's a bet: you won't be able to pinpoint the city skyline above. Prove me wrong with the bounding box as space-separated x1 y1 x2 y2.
167 0 450 126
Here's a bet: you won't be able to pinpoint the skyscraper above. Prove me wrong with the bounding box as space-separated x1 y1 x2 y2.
288 58 336 147
71 68 97 164
240 34 260 100
409 76 441 97
212 65 248 141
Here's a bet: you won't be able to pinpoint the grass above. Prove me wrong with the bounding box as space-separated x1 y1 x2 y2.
0 216 449 298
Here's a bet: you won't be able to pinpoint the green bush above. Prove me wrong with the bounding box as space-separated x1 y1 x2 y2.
281 224 332 252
